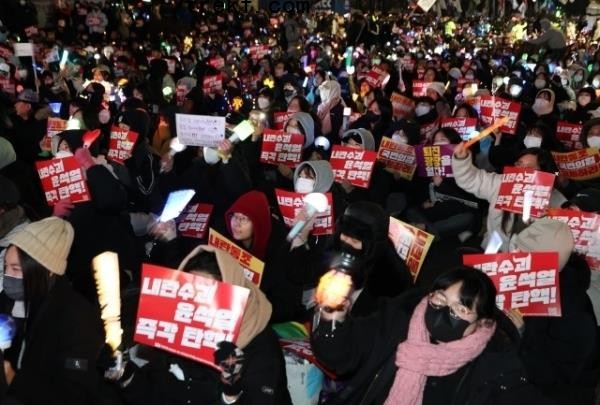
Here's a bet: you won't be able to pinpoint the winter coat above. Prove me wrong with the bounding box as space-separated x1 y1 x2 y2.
452 151 566 251
311 289 551 405
119 327 291 405
1 277 104 405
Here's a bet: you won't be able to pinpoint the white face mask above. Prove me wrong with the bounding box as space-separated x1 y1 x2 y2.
523 135 542 148
415 104 431 117
588 136 600 148
509 85 522 98
534 79 546 89
392 132 408 144
532 98 550 114
257 97 270 110
55 150 74 159
203 147 220 165
295 177 315 194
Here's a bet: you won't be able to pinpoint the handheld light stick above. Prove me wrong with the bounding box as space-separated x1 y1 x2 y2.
286 192 329 242
464 116 509 149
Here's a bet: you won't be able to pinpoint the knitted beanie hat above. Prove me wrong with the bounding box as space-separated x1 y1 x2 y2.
9 217 74 275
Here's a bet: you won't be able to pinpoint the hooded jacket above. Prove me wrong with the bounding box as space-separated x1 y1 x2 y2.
293 160 335 194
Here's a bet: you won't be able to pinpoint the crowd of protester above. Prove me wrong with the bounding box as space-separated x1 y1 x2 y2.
0 0 600 404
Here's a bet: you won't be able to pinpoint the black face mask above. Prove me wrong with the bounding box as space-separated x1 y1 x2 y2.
337 240 367 288
3 275 24 301
424 304 471 343
284 90 295 98
365 111 381 123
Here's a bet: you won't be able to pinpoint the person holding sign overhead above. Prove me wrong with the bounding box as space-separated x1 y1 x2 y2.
452 141 567 252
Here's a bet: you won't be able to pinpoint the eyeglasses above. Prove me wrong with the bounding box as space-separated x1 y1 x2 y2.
230 214 250 225
428 290 475 320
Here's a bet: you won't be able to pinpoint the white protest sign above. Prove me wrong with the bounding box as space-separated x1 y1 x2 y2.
175 114 225 148
14 43 35 57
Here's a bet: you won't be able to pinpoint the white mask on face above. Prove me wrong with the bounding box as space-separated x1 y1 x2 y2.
415 104 431 117
588 136 600 148
523 135 542 148
532 98 550 115
54 150 73 159
295 177 315 193
257 97 270 110
392 131 408 144
203 147 220 165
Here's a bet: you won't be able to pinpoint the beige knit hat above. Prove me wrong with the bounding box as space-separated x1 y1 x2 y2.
9 217 74 276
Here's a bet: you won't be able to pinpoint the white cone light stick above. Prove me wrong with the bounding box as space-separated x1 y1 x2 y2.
159 189 196 222
286 192 329 242
92 251 122 352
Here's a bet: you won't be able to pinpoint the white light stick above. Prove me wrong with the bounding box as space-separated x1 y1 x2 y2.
286 193 329 242
60 50 69 69
484 231 503 254
160 137 187 173
205 120 254 164
159 189 196 222
522 190 534 224
92 251 122 352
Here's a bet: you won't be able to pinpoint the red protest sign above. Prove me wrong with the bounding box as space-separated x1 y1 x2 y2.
440 117 478 140
273 111 292 130
249 45 269 61
494 167 555 218
415 144 454 177
44 117 68 151
556 121 583 150
209 56 225 70
279 338 336 378
24 26 38 38
203 74 222 94
330 145 377 188
412 80 428 97
176 85 187 107
546 208 600 272
177 203 214 239
391 93 415 119
463 252 561 316
551 149 600 181
275 189 334 236
260 129 304 167
364 65 389 88
376 136 417 180
479 96 521 135
208 229 265 286
35 156 91 206
107 127 139 165
388 217 434 280
134 264 250 369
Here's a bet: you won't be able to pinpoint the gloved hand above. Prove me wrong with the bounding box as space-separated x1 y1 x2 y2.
52 198 74 218
0 314 17 351
74 147 96 170
97 343 134 383
213 341 245 397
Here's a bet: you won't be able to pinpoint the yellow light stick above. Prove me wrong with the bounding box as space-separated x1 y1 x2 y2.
315 270 353 309
465 116 510 149
92 252 122 352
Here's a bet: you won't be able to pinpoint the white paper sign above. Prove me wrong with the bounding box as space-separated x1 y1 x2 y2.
175 114 225 148
417 0 436 11
14 43 35 57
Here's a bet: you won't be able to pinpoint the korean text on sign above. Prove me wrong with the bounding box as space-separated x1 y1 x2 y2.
107 127 139 165
494 167 555 218
412 80 428 97
175 113 225 148
134 264 250 369
203 74 223 94
275 189 334 236
273 112 292 130
463 252 561 316
479 96 521 135
329 145 377 189
546 208 600 272
208 229 265 286
388 217 434 280
551 149 600 181
415 144 454 177
260 129 304 167
44 117 68 150
440 117 478 140
177 203 214 239
35 156 91 206
376 136 417 180
555 121 583 150
390 93 415 119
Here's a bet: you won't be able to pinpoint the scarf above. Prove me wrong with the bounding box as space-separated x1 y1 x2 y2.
178 245 272 349
384 297 496 405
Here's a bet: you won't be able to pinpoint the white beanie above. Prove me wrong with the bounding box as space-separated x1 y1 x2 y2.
9 217 74 276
